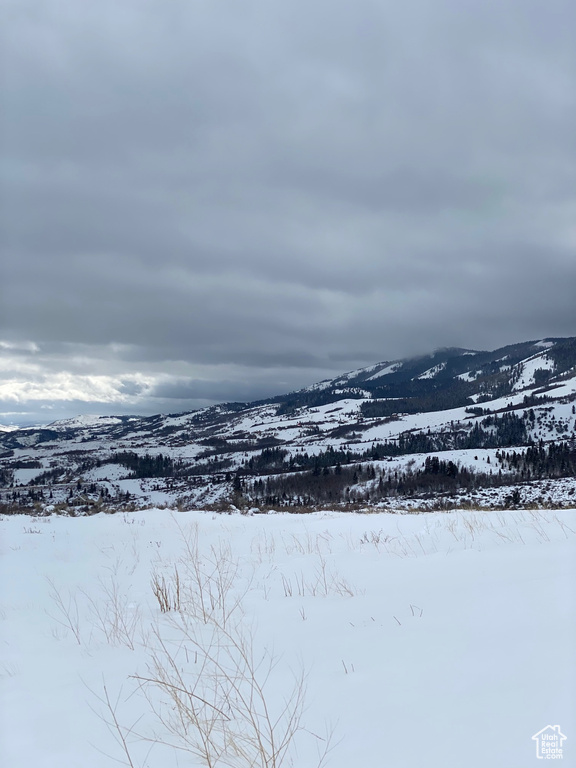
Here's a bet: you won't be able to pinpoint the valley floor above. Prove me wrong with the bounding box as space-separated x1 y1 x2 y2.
1 507 575 767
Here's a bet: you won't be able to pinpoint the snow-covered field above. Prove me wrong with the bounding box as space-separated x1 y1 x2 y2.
1 508 575 767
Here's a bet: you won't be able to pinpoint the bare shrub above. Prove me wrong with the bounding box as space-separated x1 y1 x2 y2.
83 577 142 650
173 521 250 628
46 577 82 644
133 616 332 768
151 566 181 613
281 555 360 599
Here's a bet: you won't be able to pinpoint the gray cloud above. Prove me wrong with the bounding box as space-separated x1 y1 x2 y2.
1 0 575 424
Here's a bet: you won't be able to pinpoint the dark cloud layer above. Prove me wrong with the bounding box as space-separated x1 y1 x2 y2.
1 0 575 424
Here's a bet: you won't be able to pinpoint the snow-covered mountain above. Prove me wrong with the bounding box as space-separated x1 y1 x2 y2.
1 337 575 512
269 337 576 409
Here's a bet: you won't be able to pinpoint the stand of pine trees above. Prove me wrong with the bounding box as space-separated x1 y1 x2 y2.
245 441 576 506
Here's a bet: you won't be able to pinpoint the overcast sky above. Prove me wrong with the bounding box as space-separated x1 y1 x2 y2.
1 0 575 425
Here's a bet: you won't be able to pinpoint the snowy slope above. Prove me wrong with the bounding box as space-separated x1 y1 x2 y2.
0 508 574 768
511 352 555 391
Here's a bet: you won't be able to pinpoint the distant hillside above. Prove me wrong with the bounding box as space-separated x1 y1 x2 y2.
263 337 576 414
1 336 575 513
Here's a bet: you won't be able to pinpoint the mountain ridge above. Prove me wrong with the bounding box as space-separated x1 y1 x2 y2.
1 336 575 513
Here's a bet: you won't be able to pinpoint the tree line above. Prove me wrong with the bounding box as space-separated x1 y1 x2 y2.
241 441 576 506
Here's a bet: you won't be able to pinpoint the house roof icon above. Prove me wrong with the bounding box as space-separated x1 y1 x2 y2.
532 725 567 759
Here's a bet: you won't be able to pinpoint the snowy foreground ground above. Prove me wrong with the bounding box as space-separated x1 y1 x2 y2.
1 508 575 767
